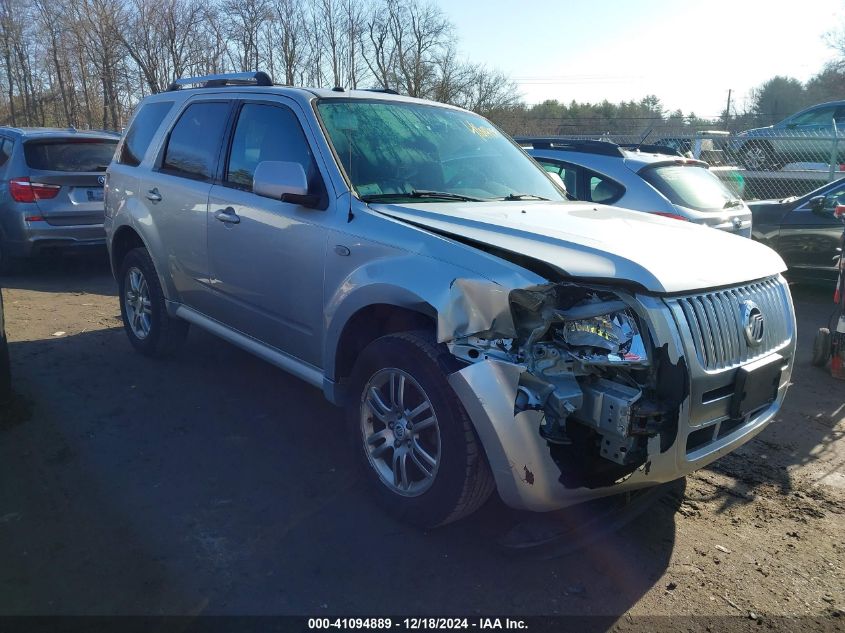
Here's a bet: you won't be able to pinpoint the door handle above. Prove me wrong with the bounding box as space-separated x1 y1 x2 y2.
214 207 240 224
146 188 162 203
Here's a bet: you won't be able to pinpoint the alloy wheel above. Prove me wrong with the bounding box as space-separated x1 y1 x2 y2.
124 266 152 340
360 368 441 497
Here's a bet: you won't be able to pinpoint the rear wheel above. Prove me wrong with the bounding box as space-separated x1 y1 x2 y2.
118 247 188 357
812 328 831 367
348 330 494 527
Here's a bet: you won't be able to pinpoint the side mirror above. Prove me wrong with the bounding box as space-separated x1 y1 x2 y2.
808 195 826 214
253 161 319 208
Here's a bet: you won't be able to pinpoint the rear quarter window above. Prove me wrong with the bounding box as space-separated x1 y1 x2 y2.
118 101 175 167
24 139 118 172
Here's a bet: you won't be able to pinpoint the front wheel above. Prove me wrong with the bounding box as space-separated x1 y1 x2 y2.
348 331 494 527
118 247 188 357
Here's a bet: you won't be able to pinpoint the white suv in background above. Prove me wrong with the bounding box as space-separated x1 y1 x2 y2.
519 137 752 237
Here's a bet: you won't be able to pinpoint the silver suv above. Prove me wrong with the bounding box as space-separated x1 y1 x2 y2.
105 72 796 527
0 127 119 271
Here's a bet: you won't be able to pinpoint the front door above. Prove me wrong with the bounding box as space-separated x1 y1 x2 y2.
207 99 331 367
779 181 845 275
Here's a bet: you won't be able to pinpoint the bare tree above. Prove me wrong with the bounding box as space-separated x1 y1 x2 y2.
0 0 526 128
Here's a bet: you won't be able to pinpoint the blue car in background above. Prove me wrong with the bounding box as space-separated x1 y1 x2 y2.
731 100 845 171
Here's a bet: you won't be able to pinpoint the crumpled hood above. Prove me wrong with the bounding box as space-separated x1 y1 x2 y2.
374 201 786 293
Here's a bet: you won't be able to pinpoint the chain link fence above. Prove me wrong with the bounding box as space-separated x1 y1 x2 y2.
521 127 845 201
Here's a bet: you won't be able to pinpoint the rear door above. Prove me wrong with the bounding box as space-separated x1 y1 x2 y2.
139 98 234 312
22 137 118 226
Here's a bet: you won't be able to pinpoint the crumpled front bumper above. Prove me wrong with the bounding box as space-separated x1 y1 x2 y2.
448 288 796 513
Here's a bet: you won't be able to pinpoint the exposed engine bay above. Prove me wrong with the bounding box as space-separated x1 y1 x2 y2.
448 283 682 489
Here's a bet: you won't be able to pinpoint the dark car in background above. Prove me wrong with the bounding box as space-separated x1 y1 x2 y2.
750 177 845 281
0 127 119 272
730 101 845 171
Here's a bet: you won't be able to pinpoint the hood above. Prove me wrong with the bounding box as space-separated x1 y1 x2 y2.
373 201 786 294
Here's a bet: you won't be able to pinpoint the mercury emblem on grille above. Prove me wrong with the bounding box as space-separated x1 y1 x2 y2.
741 300 765 346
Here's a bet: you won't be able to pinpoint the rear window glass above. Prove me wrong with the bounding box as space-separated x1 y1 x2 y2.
641 165 735 212
24 139 118 172
119 101 174 166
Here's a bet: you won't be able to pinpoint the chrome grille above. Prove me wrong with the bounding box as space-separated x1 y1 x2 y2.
670 277 792 371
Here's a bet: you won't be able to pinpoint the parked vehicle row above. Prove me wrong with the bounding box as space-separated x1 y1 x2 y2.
101 72 795 527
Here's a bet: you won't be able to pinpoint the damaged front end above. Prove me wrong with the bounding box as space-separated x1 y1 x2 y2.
445 281 688 511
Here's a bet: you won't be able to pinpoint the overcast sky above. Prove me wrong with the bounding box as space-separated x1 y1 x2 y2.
440 0 842 116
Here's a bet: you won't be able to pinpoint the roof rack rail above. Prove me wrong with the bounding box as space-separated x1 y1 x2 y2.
361 87 400 95
167 71 273 91
513 137 625 158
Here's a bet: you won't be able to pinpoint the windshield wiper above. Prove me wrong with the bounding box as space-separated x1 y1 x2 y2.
409 189 483 201
723 199 744 209
359 190 483 203
500 193 550 201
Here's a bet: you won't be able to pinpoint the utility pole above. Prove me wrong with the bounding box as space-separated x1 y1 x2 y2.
724 89 732 130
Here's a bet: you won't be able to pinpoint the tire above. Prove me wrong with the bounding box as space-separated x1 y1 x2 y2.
348 330 495 527
812 328 831 367
117 247 188 357
739 141 779 171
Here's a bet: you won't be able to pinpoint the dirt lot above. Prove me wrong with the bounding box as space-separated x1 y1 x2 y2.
0 257 843 630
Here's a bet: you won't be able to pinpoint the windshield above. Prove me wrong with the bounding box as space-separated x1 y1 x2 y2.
317 99 564 202
640 164 738 212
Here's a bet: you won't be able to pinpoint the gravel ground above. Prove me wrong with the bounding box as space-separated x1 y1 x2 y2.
0 257 843 631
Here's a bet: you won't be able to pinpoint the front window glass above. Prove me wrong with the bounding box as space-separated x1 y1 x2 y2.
788 107 835 127
317 99 564 203
539 160 578 196
641 165 737 212
226 103 322 196
24 139 117 172
588 173 624 204
822 183 845 211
